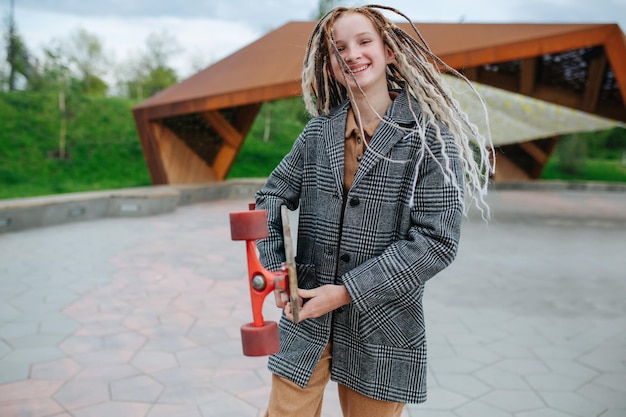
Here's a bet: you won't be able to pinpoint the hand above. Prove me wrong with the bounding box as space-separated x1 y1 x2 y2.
284 285 351 322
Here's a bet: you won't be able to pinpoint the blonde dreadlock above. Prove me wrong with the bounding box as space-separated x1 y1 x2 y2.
301 4 495 217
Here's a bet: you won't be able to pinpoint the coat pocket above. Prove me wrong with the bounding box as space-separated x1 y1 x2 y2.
358 291 426 349
296 263 317 289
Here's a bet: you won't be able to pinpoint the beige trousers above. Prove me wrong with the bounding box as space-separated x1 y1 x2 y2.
264 344 405 417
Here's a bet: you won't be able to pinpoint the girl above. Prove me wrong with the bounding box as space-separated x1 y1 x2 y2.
255 4 493 417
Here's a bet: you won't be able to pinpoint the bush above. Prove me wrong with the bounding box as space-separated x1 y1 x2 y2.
557 133 587 175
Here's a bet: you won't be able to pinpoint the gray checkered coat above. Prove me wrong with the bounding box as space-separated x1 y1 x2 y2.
255 88 464 404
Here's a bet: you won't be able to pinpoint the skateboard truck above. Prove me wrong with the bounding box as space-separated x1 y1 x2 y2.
229 204 300 356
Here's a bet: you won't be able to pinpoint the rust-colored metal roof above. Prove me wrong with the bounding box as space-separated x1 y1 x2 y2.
135 21 623 117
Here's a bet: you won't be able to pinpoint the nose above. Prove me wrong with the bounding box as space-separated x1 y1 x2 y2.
343 46 361 63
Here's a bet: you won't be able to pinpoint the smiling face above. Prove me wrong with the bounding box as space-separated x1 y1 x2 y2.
329 11 394 95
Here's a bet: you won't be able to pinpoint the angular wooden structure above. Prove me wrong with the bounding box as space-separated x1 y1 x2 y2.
132 21 626 184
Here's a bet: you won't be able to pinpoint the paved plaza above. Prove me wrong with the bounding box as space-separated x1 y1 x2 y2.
0 187 625 417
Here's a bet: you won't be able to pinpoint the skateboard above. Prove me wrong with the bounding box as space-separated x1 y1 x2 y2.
229 204 300 356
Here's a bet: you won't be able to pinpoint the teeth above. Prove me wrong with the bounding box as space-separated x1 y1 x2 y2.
348 65 368 74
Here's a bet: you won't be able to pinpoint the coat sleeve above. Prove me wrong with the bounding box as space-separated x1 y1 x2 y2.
342 126 465 312
254 125 309 272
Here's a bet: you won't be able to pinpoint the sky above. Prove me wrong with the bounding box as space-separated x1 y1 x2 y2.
6 0 626 81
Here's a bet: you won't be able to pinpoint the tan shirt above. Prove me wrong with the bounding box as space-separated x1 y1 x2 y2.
344 110 380 190
343 92 397 191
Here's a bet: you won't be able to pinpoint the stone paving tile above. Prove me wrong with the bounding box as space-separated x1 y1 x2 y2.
110 374 164 402
540 391 607 417
434 373 491 399
30 357 82 380
601 410 626 417
0 362 30 384
0 379 64 401
1 192 625 417
71 401 152 417
73 363 140 381
448 400 510 417
146 403 204 417
0 398 65 417
53 380 110 410
2 346 66 365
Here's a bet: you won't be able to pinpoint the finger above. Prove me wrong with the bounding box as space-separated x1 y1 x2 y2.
297 288 316 299
274 290 287 308
284 304 294 322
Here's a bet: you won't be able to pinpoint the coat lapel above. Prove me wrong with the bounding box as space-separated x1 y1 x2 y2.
323 106 350 195
352 89 419 189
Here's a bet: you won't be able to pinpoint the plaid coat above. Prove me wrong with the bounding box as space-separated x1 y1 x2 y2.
255 88 464 404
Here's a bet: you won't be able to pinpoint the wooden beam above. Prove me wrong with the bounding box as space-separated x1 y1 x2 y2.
233 103 262 139
492 150 531 181
151 123 216 184
212 144 239 180
462 67 478 81
531 136 561 179
519 141 549 165
604 26 626 108
519 58 537 95
474 71 520 92
201 105 264 180
132 108 168 184
582 49 608 113
201 110 243 150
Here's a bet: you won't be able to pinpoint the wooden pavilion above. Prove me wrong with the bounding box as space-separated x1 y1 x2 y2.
132 21 626 185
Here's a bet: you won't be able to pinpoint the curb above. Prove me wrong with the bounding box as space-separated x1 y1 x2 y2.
0 179 265 234
492 180 626 192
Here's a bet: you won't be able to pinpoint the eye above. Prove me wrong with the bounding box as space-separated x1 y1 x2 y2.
333 43 345 52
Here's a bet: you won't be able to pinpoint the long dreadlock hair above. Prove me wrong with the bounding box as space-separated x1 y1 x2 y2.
301 4 495 217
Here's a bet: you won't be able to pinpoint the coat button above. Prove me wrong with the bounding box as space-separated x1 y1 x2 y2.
349 197 360 207
340 253 350 262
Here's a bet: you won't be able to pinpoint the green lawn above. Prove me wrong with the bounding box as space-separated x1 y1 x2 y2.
541 158 626 182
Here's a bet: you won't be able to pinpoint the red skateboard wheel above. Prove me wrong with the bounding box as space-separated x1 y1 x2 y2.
240 321 280 356
230 210 269 241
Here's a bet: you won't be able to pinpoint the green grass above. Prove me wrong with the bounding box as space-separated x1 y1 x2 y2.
540 158 626 182
0 92 152 199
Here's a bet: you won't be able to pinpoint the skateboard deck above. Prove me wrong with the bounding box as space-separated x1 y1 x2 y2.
280 205 300 323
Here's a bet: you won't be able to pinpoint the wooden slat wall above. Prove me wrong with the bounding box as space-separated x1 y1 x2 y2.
151 123 216 184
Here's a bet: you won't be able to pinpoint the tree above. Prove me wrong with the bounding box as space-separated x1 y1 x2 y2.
558 133 587 176
315 0 344 19
116 31 181 100
116 52 147 100
3 2 32 91
145 31 181 70
0 28 6 90
187 48 215 75
26 42 72 93
64 28 109 96
27 29 109 96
